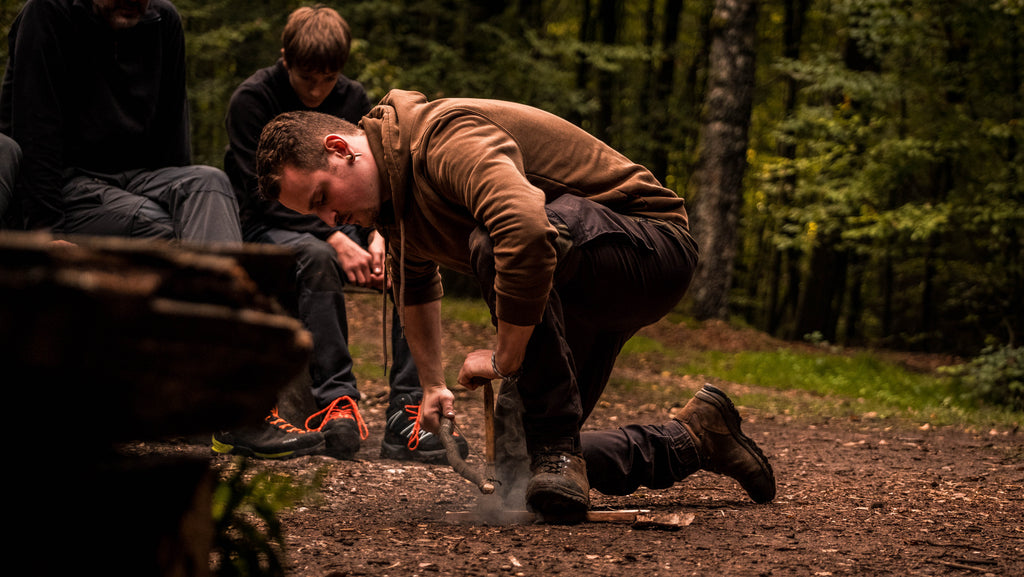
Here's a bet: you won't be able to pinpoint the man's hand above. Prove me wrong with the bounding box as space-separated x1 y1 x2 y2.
419 384 455 434
366 231 388 290
457 349 498 390
327 230 382 289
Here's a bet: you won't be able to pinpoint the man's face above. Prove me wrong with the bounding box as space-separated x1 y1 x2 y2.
277 153 379 229
92 0 150 30
286 66 340 109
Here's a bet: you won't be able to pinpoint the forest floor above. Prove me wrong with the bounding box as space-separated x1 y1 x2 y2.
128 292 1023 577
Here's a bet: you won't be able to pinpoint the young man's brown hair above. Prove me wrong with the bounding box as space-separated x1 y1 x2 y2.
256 111 360 200
281 4 352 72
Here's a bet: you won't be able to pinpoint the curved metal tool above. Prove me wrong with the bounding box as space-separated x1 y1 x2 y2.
439 417 495 494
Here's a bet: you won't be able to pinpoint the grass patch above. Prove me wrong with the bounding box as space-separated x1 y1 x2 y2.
433 296 1021 430
442 296 494 328
672 348 1021 429
620 335 667 356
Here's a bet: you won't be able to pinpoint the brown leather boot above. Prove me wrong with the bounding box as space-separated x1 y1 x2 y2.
525 451 590 521
677 383 776 503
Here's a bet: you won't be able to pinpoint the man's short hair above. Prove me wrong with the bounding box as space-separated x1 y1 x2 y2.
256 111 360 200
281 5 352 72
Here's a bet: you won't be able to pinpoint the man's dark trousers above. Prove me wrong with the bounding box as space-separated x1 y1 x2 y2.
470 193 705 495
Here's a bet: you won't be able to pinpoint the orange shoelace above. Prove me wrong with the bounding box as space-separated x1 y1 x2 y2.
402 403 460 450
305 396 369 440
265 406 308 434
403 403 423 450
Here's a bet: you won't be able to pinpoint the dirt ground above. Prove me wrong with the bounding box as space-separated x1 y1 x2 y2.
130 293 1023 577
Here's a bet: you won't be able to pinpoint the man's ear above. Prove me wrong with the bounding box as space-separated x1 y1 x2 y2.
323 134 351 156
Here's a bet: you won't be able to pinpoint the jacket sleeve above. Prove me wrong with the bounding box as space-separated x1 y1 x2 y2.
158 8 191 167
5 0 72 230
422 114 558 326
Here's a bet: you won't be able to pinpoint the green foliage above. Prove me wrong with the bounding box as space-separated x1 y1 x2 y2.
940 345 1024 412
672 347 1021 427
740 0 1023 352
211 458 326 577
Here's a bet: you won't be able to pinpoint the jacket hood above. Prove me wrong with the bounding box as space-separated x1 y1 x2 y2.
361 89 433 225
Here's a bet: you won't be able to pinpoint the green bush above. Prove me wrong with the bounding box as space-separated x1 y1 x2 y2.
941 345 1024 412
211 458 326 577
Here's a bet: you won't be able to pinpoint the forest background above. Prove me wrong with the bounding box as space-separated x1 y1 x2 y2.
1 0 1021 360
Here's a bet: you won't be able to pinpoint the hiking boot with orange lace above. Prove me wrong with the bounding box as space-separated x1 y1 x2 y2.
676 383 776 503
380 393 469 464
305 396 368 460
211 407 326 460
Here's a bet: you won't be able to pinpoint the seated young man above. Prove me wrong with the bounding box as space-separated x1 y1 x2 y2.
216 6 466 462
0 0 241 244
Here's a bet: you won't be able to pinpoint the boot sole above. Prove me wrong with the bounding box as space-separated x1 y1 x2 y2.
379 441 451 464
694 384 776 503
525 482 589 522
211 434 326 460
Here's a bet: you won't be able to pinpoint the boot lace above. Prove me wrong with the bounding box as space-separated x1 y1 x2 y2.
534 452 574 474
400 403 460 451
265 406 307 434
402 403 424 451
305 396 369 440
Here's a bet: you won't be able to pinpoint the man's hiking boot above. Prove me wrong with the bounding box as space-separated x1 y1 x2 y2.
211 407 326 460
305 396 368 460
380 393 469 464
525 451 590 522
676 383 776 503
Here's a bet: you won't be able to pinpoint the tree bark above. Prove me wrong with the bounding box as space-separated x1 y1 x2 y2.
688 0 758 320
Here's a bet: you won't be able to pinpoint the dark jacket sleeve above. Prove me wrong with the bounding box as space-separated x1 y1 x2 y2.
157 7 191 167
3 0 73 230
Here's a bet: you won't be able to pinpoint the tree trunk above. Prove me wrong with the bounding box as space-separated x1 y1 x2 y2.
569 0 595 126
650 0 684 182
688 0 758 320
595 0 622 142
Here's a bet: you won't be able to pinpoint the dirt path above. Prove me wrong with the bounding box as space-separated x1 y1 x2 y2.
136 293 1024 576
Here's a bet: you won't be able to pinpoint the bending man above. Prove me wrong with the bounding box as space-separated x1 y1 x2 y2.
254 90 776 519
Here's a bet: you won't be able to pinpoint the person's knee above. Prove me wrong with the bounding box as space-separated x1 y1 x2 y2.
295 236 344 282
183 165 232 194
0 133 22 165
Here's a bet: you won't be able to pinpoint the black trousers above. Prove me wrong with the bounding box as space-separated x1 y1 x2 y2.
471 194 704 495
250 227 419 409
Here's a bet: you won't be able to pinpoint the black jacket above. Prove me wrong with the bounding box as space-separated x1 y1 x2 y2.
0 0 190 230
223 59 372 240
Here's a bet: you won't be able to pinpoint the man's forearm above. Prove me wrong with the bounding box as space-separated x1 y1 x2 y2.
401 300 447 391
495 319 533 375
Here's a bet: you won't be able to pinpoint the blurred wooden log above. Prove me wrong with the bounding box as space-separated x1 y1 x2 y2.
0 231 312 442
0 230 314 577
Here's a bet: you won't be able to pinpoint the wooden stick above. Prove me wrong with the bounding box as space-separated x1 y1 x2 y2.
444 509 658 524
483 380 496 482
439 418 494 494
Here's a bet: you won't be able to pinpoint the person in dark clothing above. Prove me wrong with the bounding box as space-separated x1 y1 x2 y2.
253 94 777 521
0 133 19 229
0 0 241 244
215 5 465 463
